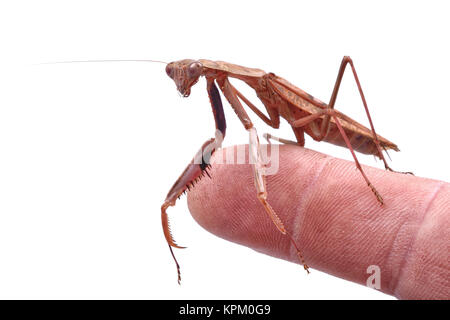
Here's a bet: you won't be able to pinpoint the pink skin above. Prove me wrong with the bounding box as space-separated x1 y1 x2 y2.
187 145 449 299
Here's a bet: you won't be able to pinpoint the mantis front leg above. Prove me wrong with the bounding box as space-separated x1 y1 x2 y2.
217 77 310 273
161 78 226 284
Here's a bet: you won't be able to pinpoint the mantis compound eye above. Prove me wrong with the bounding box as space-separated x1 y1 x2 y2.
165 64 174 78
188 62 202 78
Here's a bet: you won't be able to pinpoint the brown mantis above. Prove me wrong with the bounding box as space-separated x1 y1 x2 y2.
42 56 403 284
161 56 403 284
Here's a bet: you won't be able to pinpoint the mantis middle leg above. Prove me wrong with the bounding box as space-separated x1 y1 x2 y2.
217 77 310 272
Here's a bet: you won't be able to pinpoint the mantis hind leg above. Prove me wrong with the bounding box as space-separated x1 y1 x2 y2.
324 56 404 173
249 127 310 273
292 109 384 205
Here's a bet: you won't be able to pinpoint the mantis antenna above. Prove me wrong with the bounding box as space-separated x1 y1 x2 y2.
37 59 168 65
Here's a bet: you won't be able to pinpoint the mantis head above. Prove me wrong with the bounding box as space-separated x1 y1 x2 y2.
165 59 203 97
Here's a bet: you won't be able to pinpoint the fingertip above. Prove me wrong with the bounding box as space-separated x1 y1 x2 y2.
187 145 448 298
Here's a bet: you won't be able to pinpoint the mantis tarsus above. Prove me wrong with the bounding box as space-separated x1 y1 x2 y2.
43 56 405 284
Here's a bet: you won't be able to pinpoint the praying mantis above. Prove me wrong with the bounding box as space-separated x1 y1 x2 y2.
161 56 404 284
42 56 404 284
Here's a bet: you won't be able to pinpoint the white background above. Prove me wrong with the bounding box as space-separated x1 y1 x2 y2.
0 1 448 299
